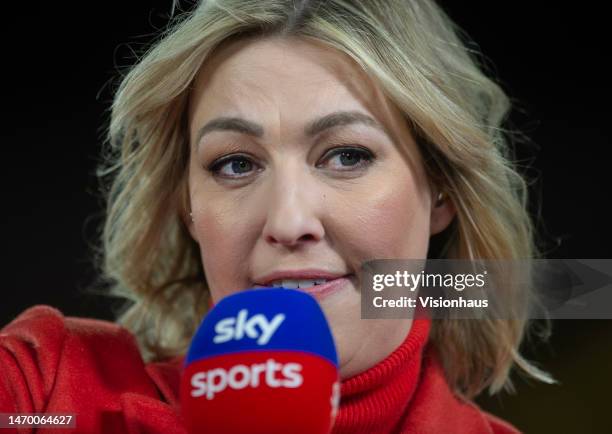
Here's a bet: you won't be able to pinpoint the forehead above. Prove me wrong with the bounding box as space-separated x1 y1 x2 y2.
188 36 412 150
192 37 386 114
196 36 373 96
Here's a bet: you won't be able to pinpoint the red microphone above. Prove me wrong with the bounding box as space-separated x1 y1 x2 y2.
180 288 340 434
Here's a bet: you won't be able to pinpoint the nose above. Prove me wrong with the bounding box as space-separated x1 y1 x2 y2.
261 171 325 248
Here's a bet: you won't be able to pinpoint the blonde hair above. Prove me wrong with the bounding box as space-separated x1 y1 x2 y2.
94 0 552 398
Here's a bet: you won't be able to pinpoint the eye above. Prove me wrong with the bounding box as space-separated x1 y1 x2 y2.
208 154 260 179
317 146 374 171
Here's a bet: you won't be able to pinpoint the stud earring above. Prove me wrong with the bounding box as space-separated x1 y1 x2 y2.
435 191 446 207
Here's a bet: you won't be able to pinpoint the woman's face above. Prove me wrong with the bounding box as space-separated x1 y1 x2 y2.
186 37 453 379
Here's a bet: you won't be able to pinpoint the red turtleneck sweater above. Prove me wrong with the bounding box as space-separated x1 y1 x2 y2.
0 306 519 433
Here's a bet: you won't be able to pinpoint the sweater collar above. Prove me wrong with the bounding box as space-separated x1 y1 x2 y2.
148 318 431 434
332 318 431 434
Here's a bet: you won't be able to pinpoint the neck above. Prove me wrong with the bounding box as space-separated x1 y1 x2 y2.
332 318 431 434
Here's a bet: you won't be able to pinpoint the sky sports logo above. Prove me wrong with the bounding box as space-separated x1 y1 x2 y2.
190 359 303 399
213 309 285 345
190 309 303 399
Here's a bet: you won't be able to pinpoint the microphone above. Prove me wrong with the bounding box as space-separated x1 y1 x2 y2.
180 288 340 434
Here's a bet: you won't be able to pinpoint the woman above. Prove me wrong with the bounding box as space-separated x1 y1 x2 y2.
0 0 552 432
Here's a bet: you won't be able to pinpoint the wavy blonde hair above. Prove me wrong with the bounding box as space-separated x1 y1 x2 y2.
94 0 552 398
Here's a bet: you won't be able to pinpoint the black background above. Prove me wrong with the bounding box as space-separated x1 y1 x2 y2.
1 2 611 432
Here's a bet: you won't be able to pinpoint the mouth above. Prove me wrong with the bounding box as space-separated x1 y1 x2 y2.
252 270 355 300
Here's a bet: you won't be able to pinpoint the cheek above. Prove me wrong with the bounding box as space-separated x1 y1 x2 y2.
329 172 431 260
193 203 252 300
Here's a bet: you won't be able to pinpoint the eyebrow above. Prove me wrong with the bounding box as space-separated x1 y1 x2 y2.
195 110 384 147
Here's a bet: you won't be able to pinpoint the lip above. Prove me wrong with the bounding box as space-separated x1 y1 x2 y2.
253 269 349 286
252 269 353 300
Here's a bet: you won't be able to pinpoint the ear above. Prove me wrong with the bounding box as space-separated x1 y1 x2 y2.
430 190 456 235
181 208 199 242
179 173 200 242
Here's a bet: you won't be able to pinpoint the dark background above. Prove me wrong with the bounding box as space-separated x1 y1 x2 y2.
1 2 610 433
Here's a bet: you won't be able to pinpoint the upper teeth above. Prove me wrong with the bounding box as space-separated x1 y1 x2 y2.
270 279 328 289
